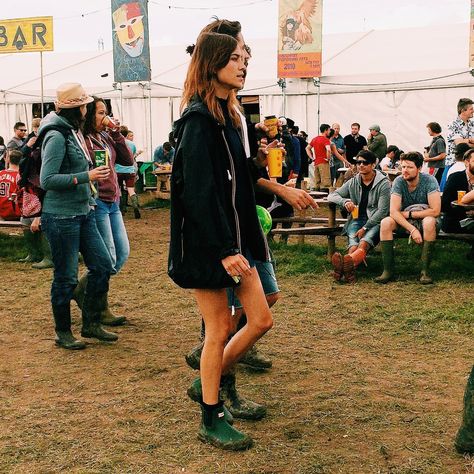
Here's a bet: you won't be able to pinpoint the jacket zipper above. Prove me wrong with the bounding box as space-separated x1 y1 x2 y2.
221 130 242 253
221 130 271 262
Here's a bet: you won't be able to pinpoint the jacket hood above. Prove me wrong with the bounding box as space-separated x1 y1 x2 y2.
358 169 388 187
37 112 74 139
173 97 217 141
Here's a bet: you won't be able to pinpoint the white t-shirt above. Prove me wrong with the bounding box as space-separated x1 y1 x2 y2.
379 157 391 170
446 161 465 180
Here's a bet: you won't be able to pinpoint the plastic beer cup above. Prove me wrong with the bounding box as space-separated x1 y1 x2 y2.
458 190 467 203
264 115 279 139
351 205 359 219
267 148 283 178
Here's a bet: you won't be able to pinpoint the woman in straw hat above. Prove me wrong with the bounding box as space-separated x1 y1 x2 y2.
168 32 273 450
39 82 119 350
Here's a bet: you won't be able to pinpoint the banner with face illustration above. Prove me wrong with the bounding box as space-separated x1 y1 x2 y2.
277 0 323 78
111 0 151 82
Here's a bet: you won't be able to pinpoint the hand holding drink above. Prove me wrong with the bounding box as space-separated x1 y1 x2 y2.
102 115 120 131
263 115 279 139
458 190 467 204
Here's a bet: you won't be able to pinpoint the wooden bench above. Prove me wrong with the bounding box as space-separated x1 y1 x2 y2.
0 220 23 228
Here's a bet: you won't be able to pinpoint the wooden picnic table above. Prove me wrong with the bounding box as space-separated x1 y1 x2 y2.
386 169 401 182
152 167 172 199
451 201 474 211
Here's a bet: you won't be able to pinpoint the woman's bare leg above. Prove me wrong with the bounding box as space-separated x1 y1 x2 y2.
194 288 232 404
222 268 273 374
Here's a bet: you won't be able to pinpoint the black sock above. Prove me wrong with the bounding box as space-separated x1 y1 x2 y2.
201 400 224 427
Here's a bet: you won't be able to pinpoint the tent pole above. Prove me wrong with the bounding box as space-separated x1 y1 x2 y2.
148 81 152 161
313 77 320 131
277 78 286 116
40 52 44 118
120 82 123 122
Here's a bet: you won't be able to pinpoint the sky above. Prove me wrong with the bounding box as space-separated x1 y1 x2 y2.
0 0 470 53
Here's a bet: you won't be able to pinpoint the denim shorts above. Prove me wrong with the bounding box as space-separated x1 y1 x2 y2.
226 258 279 309
347 218 380 249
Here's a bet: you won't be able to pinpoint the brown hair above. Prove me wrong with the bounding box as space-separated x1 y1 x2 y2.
181 32 241 128
457 98 474 115
426 122 441 133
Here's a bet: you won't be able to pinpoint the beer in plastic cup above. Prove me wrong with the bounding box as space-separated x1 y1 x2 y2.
94 149 109 167
102 115 119 130
351 205 359 219
458 190 467 203
264 115 279 139
267 148 283 178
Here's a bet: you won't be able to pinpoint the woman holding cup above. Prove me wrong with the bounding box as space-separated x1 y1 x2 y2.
78 97 134 326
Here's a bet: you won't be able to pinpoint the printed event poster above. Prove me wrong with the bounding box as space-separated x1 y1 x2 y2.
278 0 323 78
470 0 474 68
111 0 151 82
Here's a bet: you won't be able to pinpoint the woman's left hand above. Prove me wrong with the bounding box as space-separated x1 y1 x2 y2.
31 217 41 232
221 253 252 279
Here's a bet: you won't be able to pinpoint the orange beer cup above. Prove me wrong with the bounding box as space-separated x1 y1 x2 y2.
267 148 283 178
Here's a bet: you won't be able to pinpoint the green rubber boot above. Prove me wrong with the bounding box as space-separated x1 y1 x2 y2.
32 234 54 269
374 240 395 284
185 341 203 370
81 293 118 342
130 194 141 219
419 240 434 284
239 345 273 371
187 377 233 425
19 229 42 263
220 371 267 420
73 274 126 326
455 366 474 454
198 401 253 451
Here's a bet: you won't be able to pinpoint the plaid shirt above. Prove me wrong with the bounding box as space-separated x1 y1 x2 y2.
446 116 474 166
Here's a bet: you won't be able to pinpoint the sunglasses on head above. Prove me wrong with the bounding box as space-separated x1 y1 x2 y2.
356 160 370 165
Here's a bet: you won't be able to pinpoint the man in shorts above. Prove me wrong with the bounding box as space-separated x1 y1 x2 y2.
376 152 441 284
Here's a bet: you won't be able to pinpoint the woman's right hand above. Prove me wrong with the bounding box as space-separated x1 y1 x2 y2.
221 253 252 280
89 166 110 182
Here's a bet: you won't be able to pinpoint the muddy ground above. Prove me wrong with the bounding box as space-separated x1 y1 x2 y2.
1 206 474 473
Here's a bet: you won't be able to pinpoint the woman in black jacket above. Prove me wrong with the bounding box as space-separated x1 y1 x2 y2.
168 32 273 450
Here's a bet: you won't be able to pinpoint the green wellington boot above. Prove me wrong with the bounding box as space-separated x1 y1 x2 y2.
239 345 273 371
220 371 267 420
130 194 141 219
73 274 126 326
198 401 253 451
374 240 395 284
18 229 42 263
185 341 203 370
52 304 86 350
32 234 54 269
455 366 474 454
187 377 233 425
419 240 434 285
81 293 118 342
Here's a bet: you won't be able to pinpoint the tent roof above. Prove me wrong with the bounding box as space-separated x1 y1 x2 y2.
0 22 472 103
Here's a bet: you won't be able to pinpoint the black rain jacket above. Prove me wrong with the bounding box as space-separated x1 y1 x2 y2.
168 98 269 289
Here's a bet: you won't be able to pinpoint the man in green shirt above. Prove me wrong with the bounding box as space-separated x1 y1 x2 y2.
367 124 388 162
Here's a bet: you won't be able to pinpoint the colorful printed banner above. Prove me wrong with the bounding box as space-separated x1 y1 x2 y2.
470 0 474 68
0 17 53 53
277 0 323 78
111 0 151 82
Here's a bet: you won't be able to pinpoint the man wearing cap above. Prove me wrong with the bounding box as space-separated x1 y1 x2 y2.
367 124 387 162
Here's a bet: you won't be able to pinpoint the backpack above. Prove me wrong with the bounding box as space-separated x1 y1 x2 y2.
17 126 70 217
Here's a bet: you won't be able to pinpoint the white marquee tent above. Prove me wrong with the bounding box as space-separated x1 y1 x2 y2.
1 22 473 158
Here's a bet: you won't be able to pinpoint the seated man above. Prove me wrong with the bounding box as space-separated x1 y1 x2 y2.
328 150 390 283
379 145 400 171
0 150 21 221
376 152 441 284
442 148 474 235
153 141 174 168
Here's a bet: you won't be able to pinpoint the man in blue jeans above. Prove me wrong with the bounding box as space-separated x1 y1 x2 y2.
328 150 390 283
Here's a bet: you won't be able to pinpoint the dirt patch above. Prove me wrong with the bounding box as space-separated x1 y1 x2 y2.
1 207 474 473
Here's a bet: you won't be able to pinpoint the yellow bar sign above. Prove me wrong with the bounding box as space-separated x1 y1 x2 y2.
0 16 53 53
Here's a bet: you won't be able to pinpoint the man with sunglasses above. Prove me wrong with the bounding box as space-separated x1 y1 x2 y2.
7 122 28 154
328 150 390 283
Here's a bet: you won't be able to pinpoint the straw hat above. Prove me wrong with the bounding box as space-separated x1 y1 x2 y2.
55 83 94 110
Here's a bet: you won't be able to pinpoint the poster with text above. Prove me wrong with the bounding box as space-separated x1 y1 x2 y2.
278 0 323 78
470 0 474 68
111 0 151 82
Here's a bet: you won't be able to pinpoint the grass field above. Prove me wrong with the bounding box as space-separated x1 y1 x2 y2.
1 208 474 473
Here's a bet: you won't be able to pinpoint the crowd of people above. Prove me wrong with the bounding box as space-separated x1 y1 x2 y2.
2 16 474 455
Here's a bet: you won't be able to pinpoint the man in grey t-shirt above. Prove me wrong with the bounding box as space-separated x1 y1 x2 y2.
375 151 441 285
423 122 446 184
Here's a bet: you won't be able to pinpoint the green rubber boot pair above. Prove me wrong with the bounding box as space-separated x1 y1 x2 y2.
19 229 42 263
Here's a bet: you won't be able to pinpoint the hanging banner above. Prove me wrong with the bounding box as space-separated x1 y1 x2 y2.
470 0 474 68
111 0 151 82
277 0 323 78
0 16 53 53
